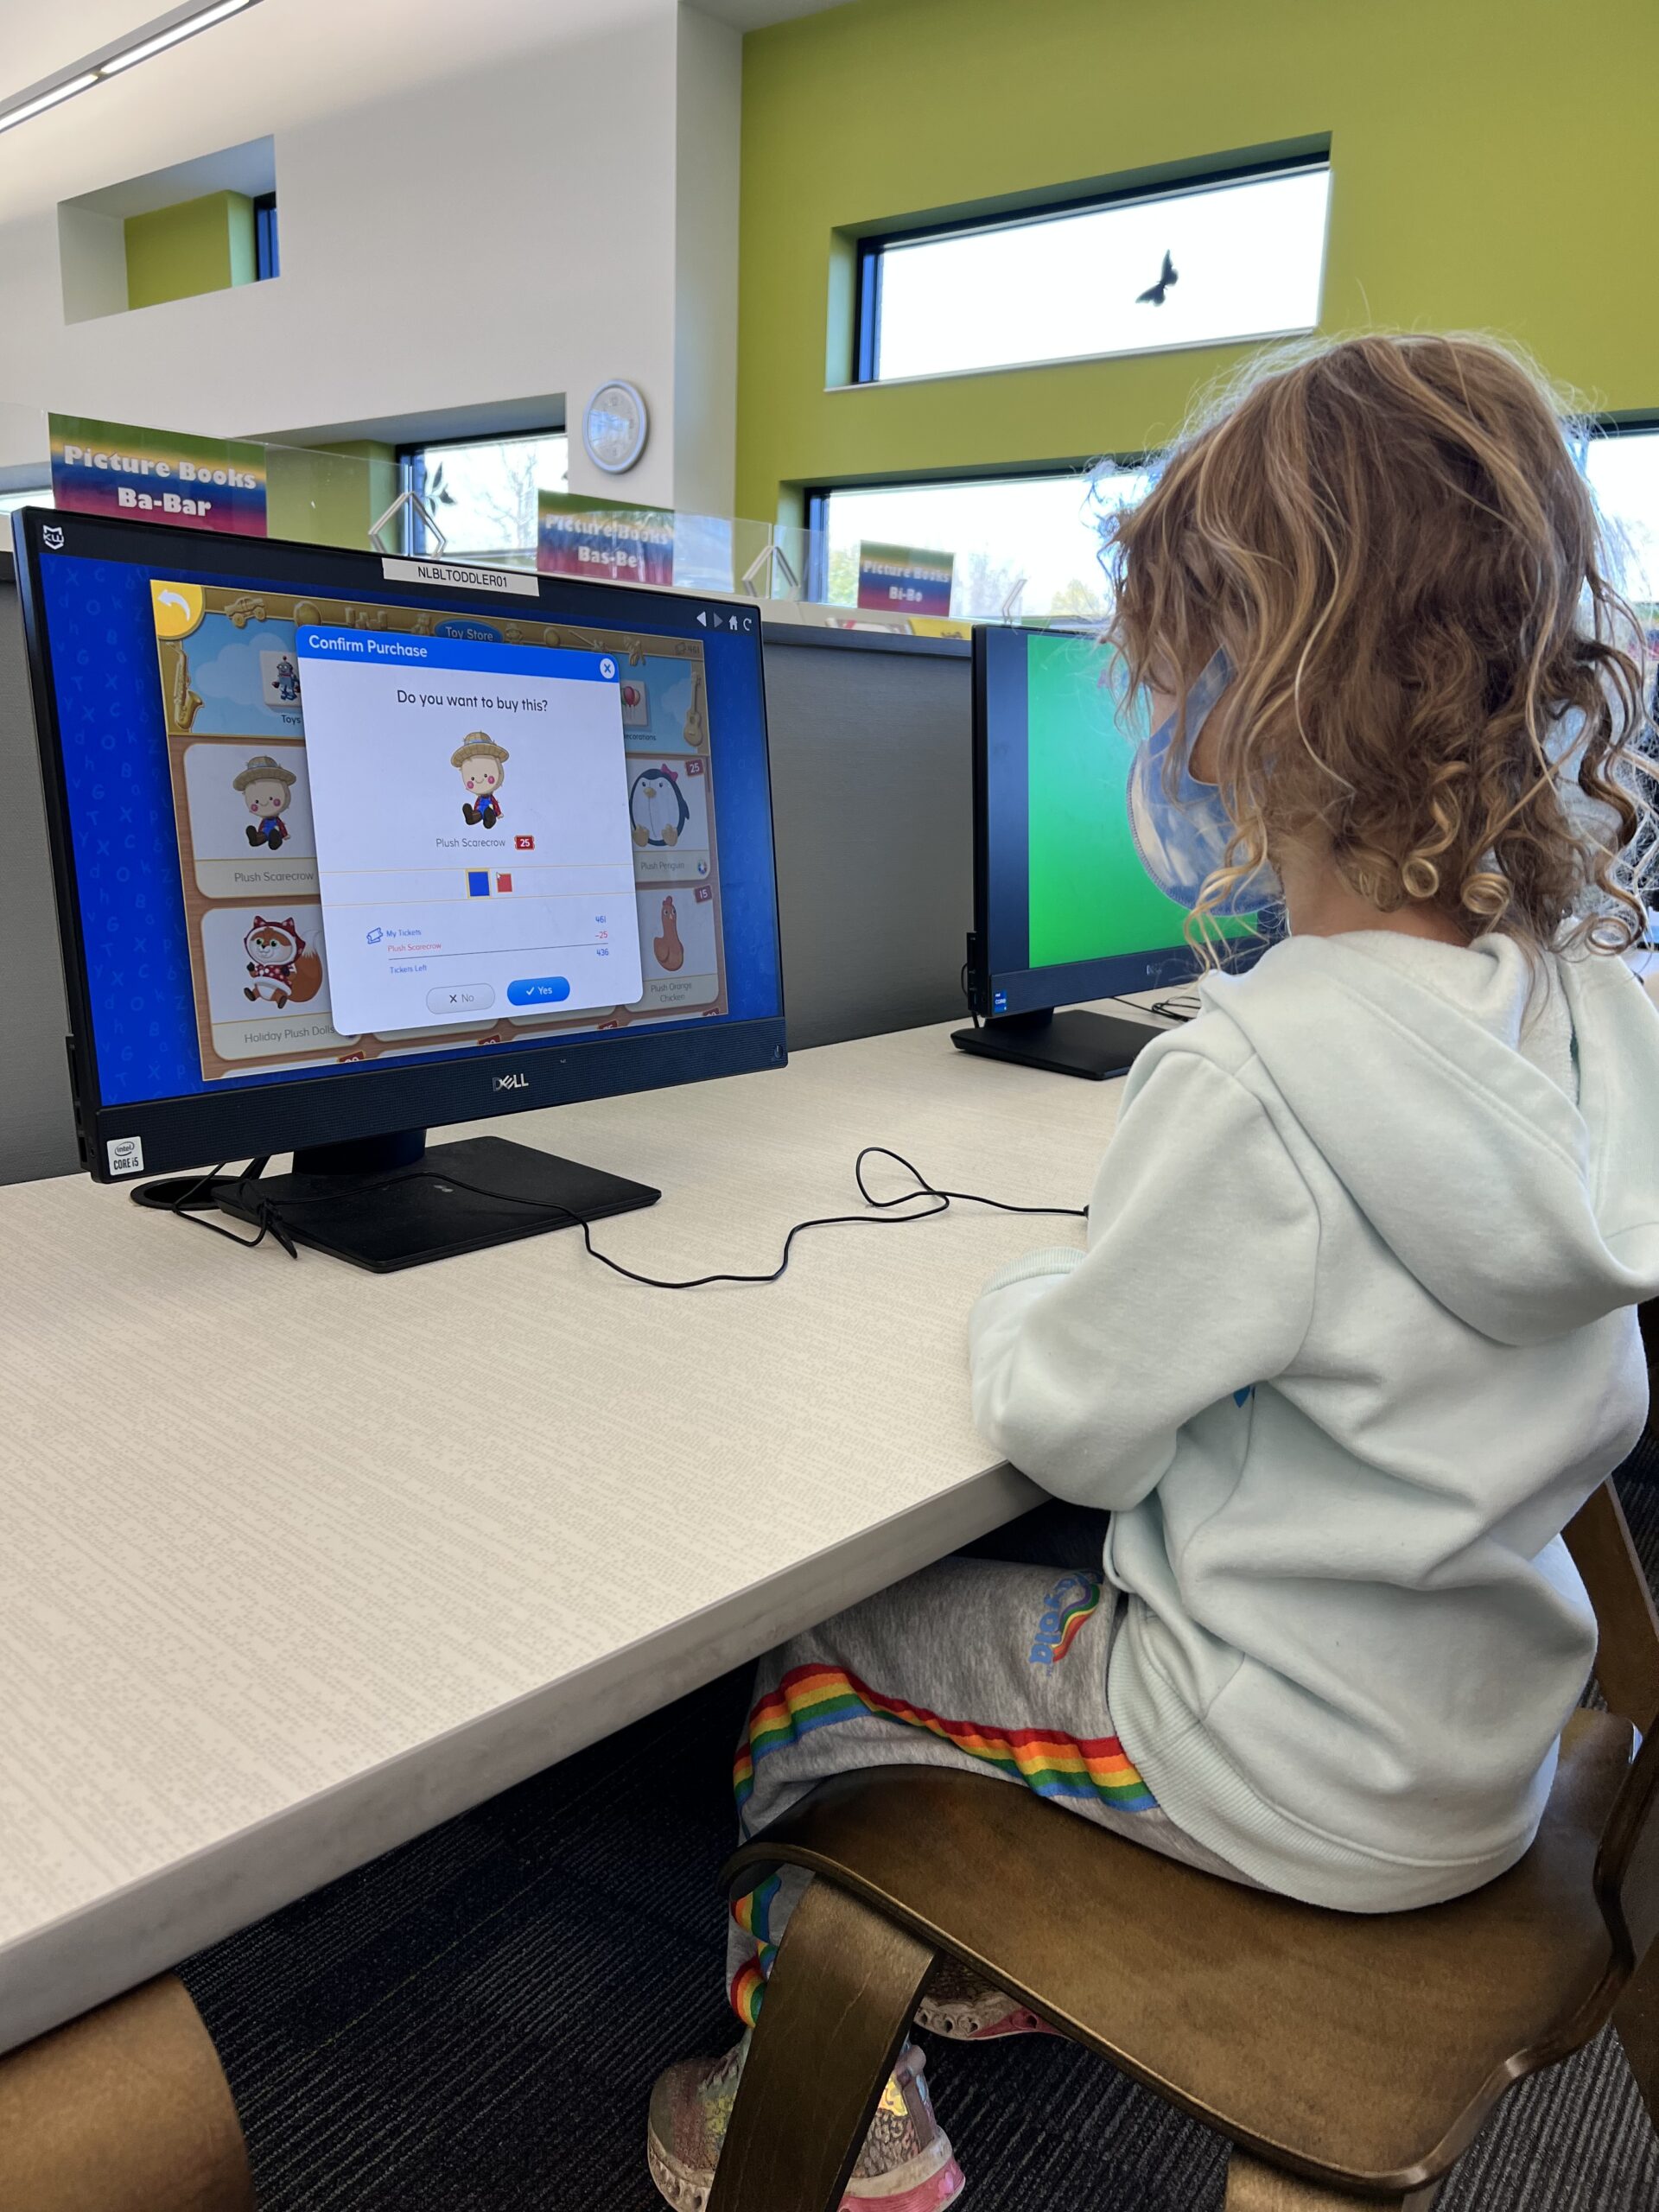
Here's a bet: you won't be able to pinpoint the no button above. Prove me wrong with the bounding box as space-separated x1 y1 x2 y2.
507 976 571 1006
427 984 495 1014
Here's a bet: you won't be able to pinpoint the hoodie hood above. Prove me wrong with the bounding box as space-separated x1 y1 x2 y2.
1205 933 1659 1345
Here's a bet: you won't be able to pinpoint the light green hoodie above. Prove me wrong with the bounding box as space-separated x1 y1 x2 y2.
969 933 1659 1910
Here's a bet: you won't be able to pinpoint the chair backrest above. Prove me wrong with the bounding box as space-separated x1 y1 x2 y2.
1597 1719 1659 1973
1563 1481 1659 1737
1564 1479 1659 1973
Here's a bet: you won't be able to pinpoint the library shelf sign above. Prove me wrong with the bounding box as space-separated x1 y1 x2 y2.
856 540 955 618
48 413 268 537
537 490 675 587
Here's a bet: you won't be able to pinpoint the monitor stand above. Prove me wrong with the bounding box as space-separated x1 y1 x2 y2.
950 1006 1157 1082
136 1129 659 1273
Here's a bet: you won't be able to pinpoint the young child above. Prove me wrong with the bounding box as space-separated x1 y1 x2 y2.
647 334 1659 2212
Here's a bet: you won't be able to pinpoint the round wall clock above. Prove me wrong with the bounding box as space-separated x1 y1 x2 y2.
582 381 650 474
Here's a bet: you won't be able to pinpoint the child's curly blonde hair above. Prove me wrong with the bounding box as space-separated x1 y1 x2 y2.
1103 332 1657 958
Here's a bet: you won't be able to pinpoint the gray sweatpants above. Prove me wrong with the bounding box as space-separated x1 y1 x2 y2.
725 1507 1246 2023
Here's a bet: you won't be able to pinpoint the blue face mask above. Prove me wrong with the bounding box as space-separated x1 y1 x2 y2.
1122 649 1280 914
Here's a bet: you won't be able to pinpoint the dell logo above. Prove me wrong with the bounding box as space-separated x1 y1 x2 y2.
41 524 65 550
493 1072 530 1092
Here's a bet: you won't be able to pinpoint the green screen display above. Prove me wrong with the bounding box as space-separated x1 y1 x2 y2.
1025 631 1249 965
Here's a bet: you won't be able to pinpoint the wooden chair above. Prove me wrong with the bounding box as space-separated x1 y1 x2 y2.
0 1975 254 2212
708 1480 1659 2211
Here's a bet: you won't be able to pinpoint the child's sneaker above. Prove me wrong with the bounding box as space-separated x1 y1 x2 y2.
646 2031 964 2210
913 1958 1060 2042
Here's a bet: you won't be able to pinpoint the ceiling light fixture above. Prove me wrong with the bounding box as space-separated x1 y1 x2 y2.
0 73 99 136
0 0 262 136
98 0 257 76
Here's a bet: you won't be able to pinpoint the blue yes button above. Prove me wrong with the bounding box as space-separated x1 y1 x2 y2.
507 976 571 1007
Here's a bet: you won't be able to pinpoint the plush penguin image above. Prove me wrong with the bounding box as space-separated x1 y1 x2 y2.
629 764 690 849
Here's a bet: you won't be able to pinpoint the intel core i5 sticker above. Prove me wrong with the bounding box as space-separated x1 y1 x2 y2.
107 1135 144 1176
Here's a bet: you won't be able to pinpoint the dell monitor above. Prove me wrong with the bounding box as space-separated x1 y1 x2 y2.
16 507 784 1268
955 622 1268 1079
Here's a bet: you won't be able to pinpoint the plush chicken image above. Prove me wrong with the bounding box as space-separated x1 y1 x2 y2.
652 894 685 973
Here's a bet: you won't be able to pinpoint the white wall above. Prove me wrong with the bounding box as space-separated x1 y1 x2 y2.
0 0 746 512
671 5 742 518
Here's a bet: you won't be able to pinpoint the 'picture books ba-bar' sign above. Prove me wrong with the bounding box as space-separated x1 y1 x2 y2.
48 413 268 537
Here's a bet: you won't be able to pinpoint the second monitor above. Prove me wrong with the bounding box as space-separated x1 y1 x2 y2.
956 623 1268 1079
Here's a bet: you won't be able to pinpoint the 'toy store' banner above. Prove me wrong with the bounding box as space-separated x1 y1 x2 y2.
48 414 268 537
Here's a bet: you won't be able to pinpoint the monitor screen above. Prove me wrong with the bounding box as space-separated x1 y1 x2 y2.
18 511 784 1178
972 623 1260 1019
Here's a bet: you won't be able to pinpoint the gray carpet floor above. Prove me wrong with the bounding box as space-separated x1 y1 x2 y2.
181 1435 1659 2210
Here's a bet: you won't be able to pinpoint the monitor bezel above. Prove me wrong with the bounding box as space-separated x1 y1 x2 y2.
15 506 786 1183
967 621 1267 1019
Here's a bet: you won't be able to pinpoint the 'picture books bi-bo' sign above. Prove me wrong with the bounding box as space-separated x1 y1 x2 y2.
49 413 268 537
537 490 674 587
856 540 955 617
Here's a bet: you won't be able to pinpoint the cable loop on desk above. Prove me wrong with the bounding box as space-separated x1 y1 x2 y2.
138 1147 1087 1288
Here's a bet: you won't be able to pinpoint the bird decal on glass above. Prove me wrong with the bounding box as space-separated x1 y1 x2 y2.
1136 250 1179 306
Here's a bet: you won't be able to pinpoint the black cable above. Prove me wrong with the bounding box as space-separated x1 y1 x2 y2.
155 1147 1087 1285
550 1146 1085 1290
154 1160 299 1257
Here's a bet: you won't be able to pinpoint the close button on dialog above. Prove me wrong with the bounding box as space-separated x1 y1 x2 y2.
427 985 495 1014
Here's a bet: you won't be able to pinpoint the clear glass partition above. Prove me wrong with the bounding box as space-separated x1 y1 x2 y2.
3 408 1120 629
14 410 1656 640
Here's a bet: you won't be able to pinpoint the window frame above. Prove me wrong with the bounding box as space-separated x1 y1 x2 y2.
810 423 1659 624
803 459 1149 611
396 423 568 559
252 191 279 283
850 153 1332 388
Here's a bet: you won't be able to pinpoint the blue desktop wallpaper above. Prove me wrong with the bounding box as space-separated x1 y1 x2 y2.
39 553 783 1109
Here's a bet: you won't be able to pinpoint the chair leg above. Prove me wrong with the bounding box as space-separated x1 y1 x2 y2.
1224 2147 1441 2209
708 1875 938 2212
1613 1946 1659 2133
0 1974 253 2212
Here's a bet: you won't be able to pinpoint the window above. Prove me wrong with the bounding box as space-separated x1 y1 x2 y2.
0 486 52 524
807 467 1148 622
400 430 569 564
810 429 1659 631
855 162 1331 385
58 138 277 324
253 192 279 283
1586 426 1659 935
1585 425 1659 611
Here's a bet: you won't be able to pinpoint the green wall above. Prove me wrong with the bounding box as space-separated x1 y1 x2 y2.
124 191 257 311
265 441 400 550
737 0 1659 521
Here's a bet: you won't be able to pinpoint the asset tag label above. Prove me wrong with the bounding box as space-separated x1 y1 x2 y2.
380 557 539 599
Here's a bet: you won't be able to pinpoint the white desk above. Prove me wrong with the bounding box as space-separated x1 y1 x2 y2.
0 1007 1160 2059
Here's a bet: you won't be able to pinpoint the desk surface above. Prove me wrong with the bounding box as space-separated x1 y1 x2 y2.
0 1007 1156 2057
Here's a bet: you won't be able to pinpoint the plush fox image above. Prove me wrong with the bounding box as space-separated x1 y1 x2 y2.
243 915 306 1008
